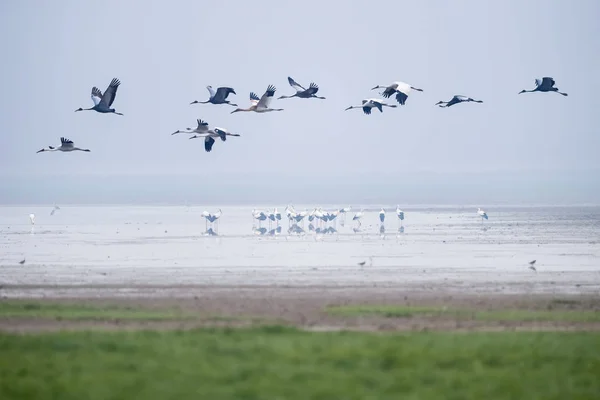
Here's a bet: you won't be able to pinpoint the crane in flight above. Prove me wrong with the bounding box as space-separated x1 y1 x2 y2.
36 138 90 153
75 78 123 115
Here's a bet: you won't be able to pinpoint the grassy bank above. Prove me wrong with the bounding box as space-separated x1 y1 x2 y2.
327 305 600 322
1 327 599 399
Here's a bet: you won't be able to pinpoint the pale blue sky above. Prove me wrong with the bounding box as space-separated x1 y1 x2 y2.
0 0 599 204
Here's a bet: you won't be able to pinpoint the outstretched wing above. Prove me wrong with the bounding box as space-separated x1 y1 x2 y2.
306 82 319 95
395 92 407 105
196 119 210 133
362 106 371 115
257 85 276 109
215 87 235 101
541 77 555 88
206 86 216 99
204 136 215 152
60 137 74 148
214 128 227 142
287 77 306 92
249 92 260 106
101 78 121 107
534 78 543 87
91 87 103 106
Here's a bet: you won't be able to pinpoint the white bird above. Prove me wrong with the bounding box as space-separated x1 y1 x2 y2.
231 85 284 114
371 81 423 105
379 208 385 223
344 99 397 115
353 210 364 223
50 205 60 216
435 95 483 108
519 77 567 96
252 209 268 226
278 77 326 100
396 205 404 221
36 138 90 153
477 207 488 221
190 86 237 106
182 120 240 152
171 118 210 136
75 78 123 115
29 214 35 225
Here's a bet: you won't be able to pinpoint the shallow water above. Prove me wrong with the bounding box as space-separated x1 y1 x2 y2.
1 205 599 296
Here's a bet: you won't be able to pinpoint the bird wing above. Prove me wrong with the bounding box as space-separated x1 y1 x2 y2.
215 87 235 101
206 86 216 99
534 78 542 87
196 119 210 133
249 92 260 106
257 85 276 109
101 78 121 107
91 87 103 106
394 81 411 94
214 128 227 142
373 101 383 112
204 136 215 152
306 83 319 95
287 77 306 92
60 137 74 148
542 77 555 88
362 106 371 115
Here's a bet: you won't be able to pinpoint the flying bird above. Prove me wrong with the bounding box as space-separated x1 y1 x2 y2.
75 78 123 115
190 86 237 106
435 95 483 108
37 138 90 153
519 77 567 96
371 81 423 105
278 77 325 100
345 99 397 115
172 119 210 135
231 85 284 113
189 127 240 153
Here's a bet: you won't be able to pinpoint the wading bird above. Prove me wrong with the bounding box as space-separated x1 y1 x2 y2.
75 78 123 115
519 77 567 96
344 99 397 115
371 81 423 105
36 138 90 153
528 260 537 272
477 207 488 222
190 86 237 106
435 95 483 108
278 77 325 100
379 208 385 223
396 205 404 221
231 85 283 114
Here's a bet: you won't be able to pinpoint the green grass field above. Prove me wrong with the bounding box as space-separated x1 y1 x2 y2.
0 327 599 399
327 305 600 322
0 301 197 321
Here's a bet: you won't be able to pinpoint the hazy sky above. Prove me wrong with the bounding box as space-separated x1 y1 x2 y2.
0 1 599 204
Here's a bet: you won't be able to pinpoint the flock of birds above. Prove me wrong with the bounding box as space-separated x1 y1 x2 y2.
35 76 568 154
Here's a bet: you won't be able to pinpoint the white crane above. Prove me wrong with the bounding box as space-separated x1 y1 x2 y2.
179 119 240 152
36 138 91 153
252 209 268 227
231 85 284 114
379 208 385 223
519 77 567 96
171 119 210 136
75 78 123 115
190 86 237 106
371 81 423 105
396 205 405 222
278 77 326 100
353 210 364 225
29 214 35 225
477 207 488 222
344 99 397 115
435 95 483 108
201 209 222 230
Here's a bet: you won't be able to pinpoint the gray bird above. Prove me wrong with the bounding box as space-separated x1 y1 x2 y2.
75 78 123 115
190 86 237 106
519 77 567 96
435 95 483 108
19 259 25 265
529 260 537 272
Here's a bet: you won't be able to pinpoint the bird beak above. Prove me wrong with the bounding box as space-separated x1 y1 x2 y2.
370 86 378 90
36 149 44 153
344 107 352 111
190 101 197 105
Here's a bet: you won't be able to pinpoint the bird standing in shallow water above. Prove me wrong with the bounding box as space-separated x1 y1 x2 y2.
519 77 567 96
529 260 537 272
75 78 123 115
